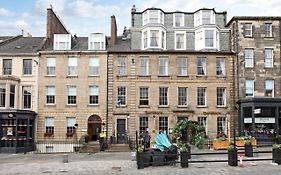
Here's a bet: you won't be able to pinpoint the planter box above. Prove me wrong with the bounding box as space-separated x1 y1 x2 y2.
236 139 257 149
272 148 281 165
152 151 165 166
137 153 144 169
245 145 253 157
228 149 238 166
180 151 189 168
213 140 228 150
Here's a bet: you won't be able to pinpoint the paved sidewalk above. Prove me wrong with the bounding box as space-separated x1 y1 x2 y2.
0 148 280 175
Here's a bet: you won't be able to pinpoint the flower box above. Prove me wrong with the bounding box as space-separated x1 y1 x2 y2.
44 132 53 137
213 140 228 150
66 132 74 137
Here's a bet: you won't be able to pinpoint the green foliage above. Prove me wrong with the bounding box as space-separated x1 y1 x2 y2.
273 144 281 150
244 140 252 146
172 120 205 149
178 142 191 152
214 136 227 141
136 145 144 152
228 144 236 151
276 135 281 143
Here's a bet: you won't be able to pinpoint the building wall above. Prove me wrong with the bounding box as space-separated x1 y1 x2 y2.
229 19 281 98
37 52 107 141
108 52 235 140
0 55 39 112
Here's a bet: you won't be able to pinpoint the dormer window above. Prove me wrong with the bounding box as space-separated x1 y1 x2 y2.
54 34 71 50
88 33 105 50
142 9 164 26
174 13 184 27
195 28 219 50
194 10 215 27
142 28 166 50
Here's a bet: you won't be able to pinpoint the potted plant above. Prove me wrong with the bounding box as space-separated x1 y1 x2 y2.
179 143 190 168
136 145 145 169
244 140 253 157
272 144 281 164
228 144 238 166
276 135 281 144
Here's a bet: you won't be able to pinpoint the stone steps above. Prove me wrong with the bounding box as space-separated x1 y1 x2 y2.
107 144 131 152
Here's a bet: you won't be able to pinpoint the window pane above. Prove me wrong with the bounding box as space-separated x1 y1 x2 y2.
202 10 211 24
140 57 149 75
159 87 168 106
245 49 253 68
149 10 159 23
23 86 31 109
265 48 273 68
217 117 226 135
178 87 187 106
177 57 187 76
118 57 126 75
23 59 32 75
117 87 126 106
205 30 214 47
3 59 12 75
0 85 6 107
150 30 159 47
9 85 15 108
159 116 168 134
197 57 206 75
47 58 56 75
159 57 168 75
139 87 149 105
245 80 254 97
217 87 226 106
216 58 225 76
197 87 206 106
139 117 148 134
176 33 185 49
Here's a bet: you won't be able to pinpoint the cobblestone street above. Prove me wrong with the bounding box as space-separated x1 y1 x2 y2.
0 149 280 175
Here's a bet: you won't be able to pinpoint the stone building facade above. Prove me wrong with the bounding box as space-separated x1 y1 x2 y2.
36 8 108 152
0 35 45 153
227 17 281 142
108 7 235 142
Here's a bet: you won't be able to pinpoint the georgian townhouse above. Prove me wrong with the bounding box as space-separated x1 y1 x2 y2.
108 7 235 143
0 35 45 153
227 17 281 143
36 7 108 152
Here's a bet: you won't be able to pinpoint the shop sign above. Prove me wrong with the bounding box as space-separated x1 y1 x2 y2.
255 118 275 123
244 118 252 123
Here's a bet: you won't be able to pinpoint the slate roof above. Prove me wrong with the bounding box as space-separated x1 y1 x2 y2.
107 37 131 52
42 37 92 51
0 36 14 43
0 36 45 54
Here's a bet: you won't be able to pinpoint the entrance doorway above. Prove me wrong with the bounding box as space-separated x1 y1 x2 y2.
117 119 126 143
87 115 102 141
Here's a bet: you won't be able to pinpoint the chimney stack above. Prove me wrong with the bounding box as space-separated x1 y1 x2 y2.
110 15 117 45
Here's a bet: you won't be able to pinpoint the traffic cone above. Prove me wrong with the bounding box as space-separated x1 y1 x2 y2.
239 153 244 167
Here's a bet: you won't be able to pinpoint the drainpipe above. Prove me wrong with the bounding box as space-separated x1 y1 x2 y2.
105 53 109 148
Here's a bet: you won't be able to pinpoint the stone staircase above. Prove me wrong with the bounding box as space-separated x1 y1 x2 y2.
107 144 132 152
79 141 100 153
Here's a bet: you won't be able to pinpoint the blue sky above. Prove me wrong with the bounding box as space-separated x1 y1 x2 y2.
1 0 281 37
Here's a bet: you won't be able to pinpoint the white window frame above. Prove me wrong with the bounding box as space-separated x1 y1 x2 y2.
139 87 149 106
244 24 252 37
217 117 226 135
117 56 126 76
88 33 105 50
173 13 184 27
194 10 215 27
45 117 54 134
159 116 169 134
67 85 77 105
245 48 254 68
264 23 272 37
177 57 188 76
66 117 76 134
143 10 164 26
23 59 32 75
265 80 274 97
0 84 6 108
205 30 214 48
89 57 99 76
142 28 166 50
22 86 32 109
54 34 71 50
216 58 226 76
265 48 273 68
159 87 168 106
158 57 168 76
245 80 254 97
198 116 207 134
89 85 99 105
140 57 149 76
178 87 188 106
197 87 206 107
175 31 186 50
68 57 77 76
117 86 126 106
197 57 207 76
46 86 55 105
46 58 56 75
217 87 226 107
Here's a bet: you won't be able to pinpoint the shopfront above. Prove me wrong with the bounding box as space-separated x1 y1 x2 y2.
238 98 281 143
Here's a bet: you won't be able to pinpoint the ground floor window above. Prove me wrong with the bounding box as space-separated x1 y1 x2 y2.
159 116 168 134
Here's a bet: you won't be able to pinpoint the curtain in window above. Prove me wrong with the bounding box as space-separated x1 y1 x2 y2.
150 31 159 47
89 86 99 95
67 117 76 127
265 80 273 90
68 86 76 96
46 86 55 95
45 117 54 126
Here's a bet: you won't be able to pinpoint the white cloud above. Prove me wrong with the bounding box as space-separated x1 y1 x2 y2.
0 8 14 16
0 20 28 31
34 0 65 14
20 12 30 18
65 0 120 18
